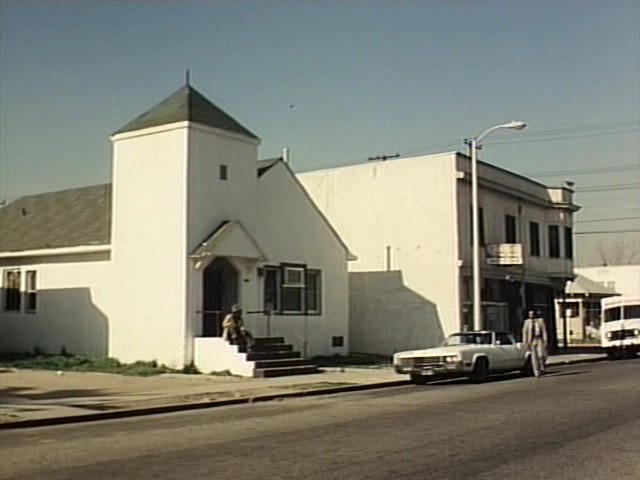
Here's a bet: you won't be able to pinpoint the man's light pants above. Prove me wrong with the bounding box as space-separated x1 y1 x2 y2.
530 340 547 377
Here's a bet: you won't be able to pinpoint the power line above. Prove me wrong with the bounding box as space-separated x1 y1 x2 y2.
575 216 640 224
487 127 640 146
525 163 639 177
575 229 640 235
576 182 640 192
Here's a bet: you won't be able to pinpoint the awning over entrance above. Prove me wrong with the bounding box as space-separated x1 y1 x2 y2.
565 274 619 296
190 220 267 267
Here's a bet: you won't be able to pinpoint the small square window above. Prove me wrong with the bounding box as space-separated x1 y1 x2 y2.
332 336 344 347
219 164 228 180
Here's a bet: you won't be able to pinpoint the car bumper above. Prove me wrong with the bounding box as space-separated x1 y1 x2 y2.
394 363 467 376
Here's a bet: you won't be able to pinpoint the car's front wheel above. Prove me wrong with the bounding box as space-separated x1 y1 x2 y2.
410 373 428 385
470 358 488 383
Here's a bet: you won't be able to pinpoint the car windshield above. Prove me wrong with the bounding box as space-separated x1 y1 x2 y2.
443 333 493 346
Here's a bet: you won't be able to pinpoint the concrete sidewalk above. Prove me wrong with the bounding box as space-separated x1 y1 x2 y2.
0 353 606 428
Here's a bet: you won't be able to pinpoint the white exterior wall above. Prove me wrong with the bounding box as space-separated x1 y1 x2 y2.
299 153 459 356
184 125 260 362
575 265 640 297
0 253 112 356
186 125 259 251
243 162 349 357
110 124 189 367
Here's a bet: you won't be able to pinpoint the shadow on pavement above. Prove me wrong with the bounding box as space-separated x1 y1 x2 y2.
0 386 114 402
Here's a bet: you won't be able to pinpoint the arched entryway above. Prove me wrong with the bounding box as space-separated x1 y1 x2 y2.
202 257 239 336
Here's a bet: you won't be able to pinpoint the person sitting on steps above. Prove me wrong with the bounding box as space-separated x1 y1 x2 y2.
222 304 254 353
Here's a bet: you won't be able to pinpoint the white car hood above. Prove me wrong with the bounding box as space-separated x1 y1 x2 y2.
395 345 482 358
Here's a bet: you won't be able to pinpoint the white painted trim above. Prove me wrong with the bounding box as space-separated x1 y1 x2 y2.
111 121 261 145
0 245 111 259
110 121 190 141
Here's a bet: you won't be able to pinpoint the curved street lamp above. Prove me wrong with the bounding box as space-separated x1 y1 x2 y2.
470 121 527 331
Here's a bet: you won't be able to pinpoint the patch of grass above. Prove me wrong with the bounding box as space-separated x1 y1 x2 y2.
209 369 236 377
0 354 198 377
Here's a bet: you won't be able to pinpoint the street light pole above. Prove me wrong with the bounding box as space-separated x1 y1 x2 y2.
470 121 527 332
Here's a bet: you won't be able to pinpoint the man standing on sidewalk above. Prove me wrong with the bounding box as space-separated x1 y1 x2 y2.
522 310 548 377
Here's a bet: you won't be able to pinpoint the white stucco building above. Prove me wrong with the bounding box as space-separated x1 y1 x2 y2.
0 85 353 375
299 152 579 355
575 265 640 297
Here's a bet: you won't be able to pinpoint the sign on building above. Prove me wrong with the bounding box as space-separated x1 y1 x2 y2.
485 243 523 265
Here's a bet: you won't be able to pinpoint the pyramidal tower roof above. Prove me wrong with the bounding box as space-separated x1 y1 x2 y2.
114 85 259 139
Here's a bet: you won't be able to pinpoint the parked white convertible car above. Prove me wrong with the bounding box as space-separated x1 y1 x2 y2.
393 331 532 384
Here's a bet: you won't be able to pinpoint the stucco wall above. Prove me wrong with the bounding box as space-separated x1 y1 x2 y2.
298 153 460 354
186 125 259 252
0 253 111 356
110 125 189 367
247 161 350 357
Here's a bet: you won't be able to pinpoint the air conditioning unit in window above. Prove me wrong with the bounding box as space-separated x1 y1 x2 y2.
283 267 305 287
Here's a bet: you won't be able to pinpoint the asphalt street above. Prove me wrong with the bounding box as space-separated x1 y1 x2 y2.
1 359 639 480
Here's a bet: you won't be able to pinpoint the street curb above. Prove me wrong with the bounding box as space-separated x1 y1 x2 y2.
0 356 607 430
0 379 410 430
548 356 607 366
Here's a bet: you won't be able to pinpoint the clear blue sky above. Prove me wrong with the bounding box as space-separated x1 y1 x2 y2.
1 1 639 265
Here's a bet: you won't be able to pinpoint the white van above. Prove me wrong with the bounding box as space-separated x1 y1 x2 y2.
601 295 640 359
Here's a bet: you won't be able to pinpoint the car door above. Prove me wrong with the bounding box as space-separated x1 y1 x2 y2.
494 333 521 371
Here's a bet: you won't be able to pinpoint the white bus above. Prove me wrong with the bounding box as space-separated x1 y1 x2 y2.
601 295 640 359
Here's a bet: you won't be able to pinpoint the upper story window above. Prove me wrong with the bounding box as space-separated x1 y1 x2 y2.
3 270 21 312
505 215 517 243
564 226 573 260
219 164 228 180
548 225 560 258
529 221 540 257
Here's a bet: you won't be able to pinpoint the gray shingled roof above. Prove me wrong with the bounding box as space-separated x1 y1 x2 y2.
0 184 111 253
0 162 279 254
113 85 259 139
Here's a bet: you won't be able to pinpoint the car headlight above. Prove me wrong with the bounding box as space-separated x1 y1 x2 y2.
634 329 640 337
444 355 461 363
606 332 613 340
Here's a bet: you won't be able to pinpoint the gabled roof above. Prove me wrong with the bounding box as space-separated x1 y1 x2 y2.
257 157 282 177
190 220 266 264
113 85 259 140
566 274 619 296
258 159 357 261
0 184 111 253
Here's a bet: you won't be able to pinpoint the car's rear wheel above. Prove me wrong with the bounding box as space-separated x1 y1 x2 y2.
410 373 428 385
470 358 488 383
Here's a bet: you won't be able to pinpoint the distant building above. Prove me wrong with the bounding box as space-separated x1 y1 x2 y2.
0 85 353 375
575 265 640 297
299 152 579 355
555 274 619 344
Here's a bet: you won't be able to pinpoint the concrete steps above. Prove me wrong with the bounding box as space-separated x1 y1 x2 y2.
250 337 319 378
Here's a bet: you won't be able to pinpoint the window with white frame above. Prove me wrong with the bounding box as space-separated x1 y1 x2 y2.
262 264 322 315
281 266 305 313
3 270 21 312
25 271 38 313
